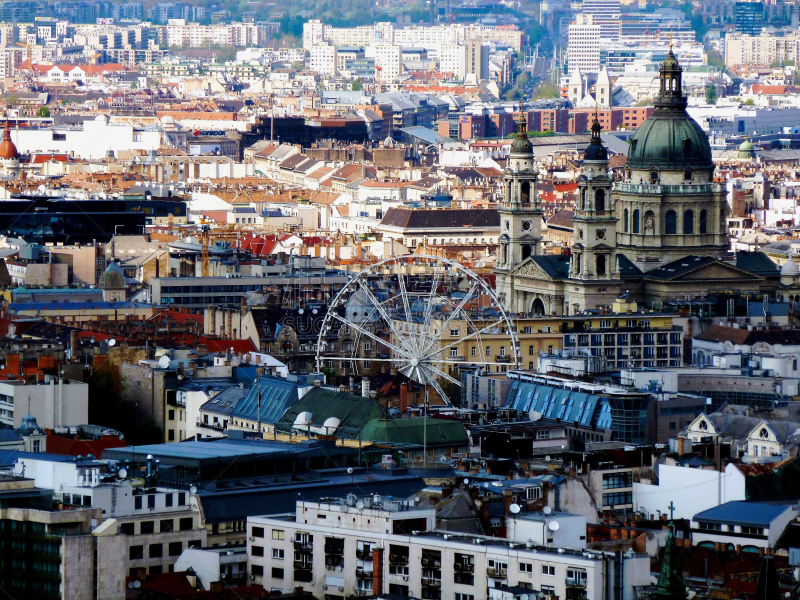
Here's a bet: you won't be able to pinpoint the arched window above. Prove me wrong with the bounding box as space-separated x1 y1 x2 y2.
580 188 586 209
595 189 605 213
520 181 530 204
683 210 694 234
624 209 629 232
794 359 798 371
633 209 640 233
665 210 677 234
522 244 532 260
502 245 507 264
596 255 606 275
684 170 692 181
575 253 581 274
699 209 707 234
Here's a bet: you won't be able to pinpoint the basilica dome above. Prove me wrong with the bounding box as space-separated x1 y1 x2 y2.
625 47 712 172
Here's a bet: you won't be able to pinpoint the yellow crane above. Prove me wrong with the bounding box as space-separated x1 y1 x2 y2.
15 41 31 68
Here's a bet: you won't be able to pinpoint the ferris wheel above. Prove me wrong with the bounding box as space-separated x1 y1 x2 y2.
315 255 520 405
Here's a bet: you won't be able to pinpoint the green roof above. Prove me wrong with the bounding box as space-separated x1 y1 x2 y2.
276 387 386 439
360 417 469 447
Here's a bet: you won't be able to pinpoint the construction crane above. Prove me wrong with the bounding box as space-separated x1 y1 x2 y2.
375 65 383 94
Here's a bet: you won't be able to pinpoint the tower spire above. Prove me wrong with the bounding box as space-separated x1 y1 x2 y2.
654 502 687 600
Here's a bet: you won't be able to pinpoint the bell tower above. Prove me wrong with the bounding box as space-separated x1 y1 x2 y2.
495 105 543 312
566 114 620 313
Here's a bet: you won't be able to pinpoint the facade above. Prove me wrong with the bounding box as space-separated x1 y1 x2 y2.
495 49 775 317
0 378 88 430
567 15 601 74
309 44 338 77
247 497 650 598
692 501 796 550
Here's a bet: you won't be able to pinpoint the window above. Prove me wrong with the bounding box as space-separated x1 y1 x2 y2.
252 546 264 557
699 209 707 234
160 519 173 533
698 522 722 531
165 494 173 507
147 495 156 509
500 347 505 357
529 345 534 355
272 567 284 579
451 349 458 357
149 543 163 558
665 210 677 234
485 347 491 356
525 487 542 500
177 493 186 506
536 430 550 440
179 517 193 531
134 496 142 510
741 526 764 535
272 529 284 540
624 208 629 232
251 565 263 576
364 342 370 351
120 523 134 535
650 171 658 183
471 347 476 356
252 527 264 538
168 409 175 420
683 210 694 234
603 472 632 489
542 585 556 595
456 595 475 600
542 565 555 576
603 491 633 506
272 548 284 559
600 320 611 329
596 255 606 275
188 540 201 548
168 429 175 441
519 562 533 573
52 132 66 141
633 209 640 233
130 545 144 560
450 329 459 336
140 521 154 535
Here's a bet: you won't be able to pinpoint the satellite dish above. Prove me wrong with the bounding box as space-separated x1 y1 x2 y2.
484 482 489 488
118 468 127 479
543 506 552 515
510 503 521 514
548 521 560 531
463 478 469 484
347 467 354 474
491 481 503 487
544 455 551 462
190 485 197 494
158 355 170 369
530 411 542 421
133 580 141 589
356 500 364 510
108 338 116 347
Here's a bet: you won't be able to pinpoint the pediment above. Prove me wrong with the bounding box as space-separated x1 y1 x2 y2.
679 262 763 281
512 258 553 281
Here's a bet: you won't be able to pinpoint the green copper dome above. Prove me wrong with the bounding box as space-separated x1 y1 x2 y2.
738 138 755 159
510 104 533 156
98 261 125 290
626 47 713 172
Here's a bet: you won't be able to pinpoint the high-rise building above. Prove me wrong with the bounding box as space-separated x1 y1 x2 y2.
567 14 601 74
309 44 338 77
374 44 402 84
579 0 621 40
734 1 765 36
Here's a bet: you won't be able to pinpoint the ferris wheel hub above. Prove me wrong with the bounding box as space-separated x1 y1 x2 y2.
411 358 419 367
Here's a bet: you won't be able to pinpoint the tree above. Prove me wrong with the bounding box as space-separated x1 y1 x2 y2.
515 70 531 88
705 84 717 105
37 105 50 117
503 88 523 101
743 99 755 106
532 81 559 100
707 49 725 69
352 78 363 91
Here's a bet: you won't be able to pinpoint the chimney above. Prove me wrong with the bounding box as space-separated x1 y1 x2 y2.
677 437 684 457
372 547 384 595
362 377 370 398
70 329 79 361
503 488 513 514
400 382 408 413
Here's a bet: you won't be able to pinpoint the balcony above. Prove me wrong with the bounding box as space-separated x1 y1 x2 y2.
422 577 442 588
294 541 313 551
487 567 508 578
356 567 373 579
293 561 312 570
421 557 441 568
356 548 373 560
566 578 587 588
325 545 344 556
389 554 409 565
614 182 723 195
454 563 474 573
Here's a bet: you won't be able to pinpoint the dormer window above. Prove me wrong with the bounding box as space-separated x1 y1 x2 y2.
683 138 692 157
650 171 659 183
699 420 708 431
759 427 769 439
684 170 692 181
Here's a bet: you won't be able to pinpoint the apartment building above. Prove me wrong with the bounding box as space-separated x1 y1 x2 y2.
567 15 601 74
375 44 403 83
724 32 800 67
247 496 650 598
309 44 338 77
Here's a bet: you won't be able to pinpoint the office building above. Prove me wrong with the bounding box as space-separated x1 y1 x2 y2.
247 496 650 598
568 15 601 74
734 1 765 36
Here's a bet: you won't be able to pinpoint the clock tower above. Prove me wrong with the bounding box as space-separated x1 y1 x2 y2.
495 105 543 314
565 114 621 314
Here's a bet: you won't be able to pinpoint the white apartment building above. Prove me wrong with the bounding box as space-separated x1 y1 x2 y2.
309 44 338 77
0 377 88 430
374 44 403 83
247 496 650 598
439 40 489 81
303 19 325 48
724 32 800 67
579 0 621 40
568 14 601 74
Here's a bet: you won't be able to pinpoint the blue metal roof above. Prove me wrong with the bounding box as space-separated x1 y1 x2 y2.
9 302 150 311
504 381 613 430
693 501 794 526
229 375 299 422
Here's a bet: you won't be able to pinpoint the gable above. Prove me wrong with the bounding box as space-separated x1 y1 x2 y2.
687 413 716 436
748 421 778 444
678 262 763 281
512 258 554 281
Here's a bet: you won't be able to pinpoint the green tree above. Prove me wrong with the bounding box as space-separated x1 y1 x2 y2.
516 70 531 88
503 88 523 101
352 78 363 91
37 105 50 117
707 49 725 68
743 98 755 105
533 81 559 100
705 84 717 105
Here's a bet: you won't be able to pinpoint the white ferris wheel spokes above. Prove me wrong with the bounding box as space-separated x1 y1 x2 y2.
315 255 520 405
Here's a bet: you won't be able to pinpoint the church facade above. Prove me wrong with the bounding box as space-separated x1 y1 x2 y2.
495 49 782 316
